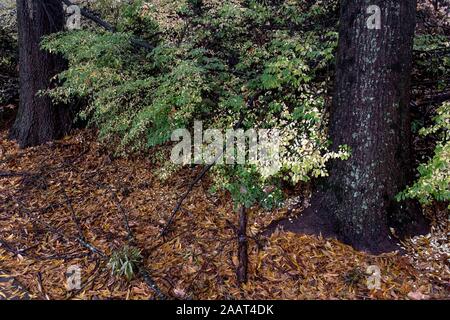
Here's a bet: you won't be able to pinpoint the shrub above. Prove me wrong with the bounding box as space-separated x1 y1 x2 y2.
41 0 348 207
108 245 143 281
399 102 450 207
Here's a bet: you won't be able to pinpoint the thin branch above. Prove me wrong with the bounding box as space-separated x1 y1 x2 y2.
62 189 85 241
37 272 50 300
11 194 105 257
88 180 134 243
60 0 154 51
10 194 167 299
137 266 167 300
0 237 87 261
0 171 33 178
160 162 218 237
106 185 134 243
415 91 450 108
160 94 260 237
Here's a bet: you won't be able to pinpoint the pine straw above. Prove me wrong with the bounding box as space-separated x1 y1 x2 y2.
0 129 448 300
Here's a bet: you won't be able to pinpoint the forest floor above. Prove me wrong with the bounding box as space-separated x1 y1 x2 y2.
0 124 449 300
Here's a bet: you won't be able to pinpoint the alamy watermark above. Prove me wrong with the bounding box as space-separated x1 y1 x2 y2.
366 5 382 30
65 3 383 31
170 121 281 175
65 4 80 30
66 265 81 291
366 265 381 290
64 0 124 30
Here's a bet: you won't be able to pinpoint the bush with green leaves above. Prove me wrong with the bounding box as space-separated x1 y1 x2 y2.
413 34 450 92
399 102 450 207
37 0 450 211
401 31 450 209
0 1 18 105
41 0 348 207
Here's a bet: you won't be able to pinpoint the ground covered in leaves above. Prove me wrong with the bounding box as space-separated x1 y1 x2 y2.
0 128 448 300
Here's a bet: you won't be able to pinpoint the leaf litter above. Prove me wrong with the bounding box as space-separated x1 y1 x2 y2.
0 128 448 300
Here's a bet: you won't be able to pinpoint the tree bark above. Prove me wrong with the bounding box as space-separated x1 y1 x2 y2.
9 0 71 148
274 0 429 254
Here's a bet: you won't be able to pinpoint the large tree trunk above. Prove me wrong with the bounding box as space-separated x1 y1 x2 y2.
273 0 428 254
9 0 71 148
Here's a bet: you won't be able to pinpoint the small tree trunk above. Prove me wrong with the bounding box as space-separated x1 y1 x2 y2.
236 205 248 283
9 0 71 148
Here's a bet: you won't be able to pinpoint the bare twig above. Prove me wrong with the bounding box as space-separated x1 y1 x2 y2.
11 194 105 257
106 186 134 243
62 189 85 241
37 272 50 300
0 237 88 261
0 238 24 256
160 162 218 237
65 260 104 300
87 179 135 243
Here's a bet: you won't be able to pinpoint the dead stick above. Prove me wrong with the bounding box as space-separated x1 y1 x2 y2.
37 272 50 300
90 180 134 243
57 176 164 298
11 195 167 298
0 171 33 178
137 266 167 300
12 195 105 258
0 238 24 256
107 186 134 242
62 190 85 241
0 237 88 261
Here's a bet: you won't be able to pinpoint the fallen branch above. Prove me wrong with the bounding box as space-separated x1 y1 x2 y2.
0 170 33 178
137 266 167 300
12 194 105 257
37 272 50 300
0 237 87 261
10 194 167 299
66 259 103 300
55 170 167 298
62 189 85 241
105 185 134 243
0 238 24 257
86 179 135 243
160 162 218 237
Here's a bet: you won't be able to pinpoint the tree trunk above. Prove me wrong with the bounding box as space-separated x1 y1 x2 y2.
236 205 248 284
9 0 71 148
273 0 428 254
